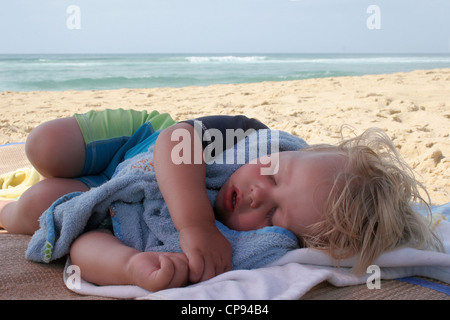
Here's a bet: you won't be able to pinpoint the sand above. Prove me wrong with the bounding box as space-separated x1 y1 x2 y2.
0 68 449 204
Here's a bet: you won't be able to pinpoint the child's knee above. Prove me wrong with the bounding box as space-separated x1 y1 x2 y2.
25 117 86 177
25 122 51 170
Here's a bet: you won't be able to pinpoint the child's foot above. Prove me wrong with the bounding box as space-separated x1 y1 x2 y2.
127 251 189 292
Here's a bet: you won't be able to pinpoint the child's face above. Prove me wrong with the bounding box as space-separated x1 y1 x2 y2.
214 150 346 238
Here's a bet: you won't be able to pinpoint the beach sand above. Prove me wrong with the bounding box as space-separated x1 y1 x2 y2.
1 68 449 204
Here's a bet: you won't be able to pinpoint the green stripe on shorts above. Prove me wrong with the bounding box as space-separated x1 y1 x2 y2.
74 109 176 145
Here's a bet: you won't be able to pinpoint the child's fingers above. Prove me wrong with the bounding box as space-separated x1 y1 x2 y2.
186 251 205 283
198 255 219 282
187 250 232 283
165 254 189 288
144 254 175 291
189 252 225 283
156 254 189 289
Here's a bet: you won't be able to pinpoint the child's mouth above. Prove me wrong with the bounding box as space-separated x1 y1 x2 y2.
224 187 240 212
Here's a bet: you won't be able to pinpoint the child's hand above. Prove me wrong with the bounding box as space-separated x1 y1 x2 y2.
152 253 190 290
128 252 190 292
179 222 232 283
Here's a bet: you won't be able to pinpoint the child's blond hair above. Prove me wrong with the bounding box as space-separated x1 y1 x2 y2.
301 128 443 274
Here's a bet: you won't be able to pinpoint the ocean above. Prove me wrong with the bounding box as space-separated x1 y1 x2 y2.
1 53 450 92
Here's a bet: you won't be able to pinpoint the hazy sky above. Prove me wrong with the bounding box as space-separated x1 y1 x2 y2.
1 0 449 54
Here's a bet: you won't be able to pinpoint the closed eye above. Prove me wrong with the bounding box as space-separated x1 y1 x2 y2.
268 174 277 185
266 207 276 226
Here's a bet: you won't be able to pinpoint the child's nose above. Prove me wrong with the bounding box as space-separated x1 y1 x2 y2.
249 184 267 209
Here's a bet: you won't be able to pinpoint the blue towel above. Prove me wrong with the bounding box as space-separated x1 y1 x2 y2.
26 129 307 270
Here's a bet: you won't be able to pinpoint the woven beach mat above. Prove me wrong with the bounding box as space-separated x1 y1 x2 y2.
0 143 31 175
302 277 450 300
0 143 112 299
0 142 449 300
0 233 114 300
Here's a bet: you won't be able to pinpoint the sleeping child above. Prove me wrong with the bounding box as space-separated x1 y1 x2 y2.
0 109 443 292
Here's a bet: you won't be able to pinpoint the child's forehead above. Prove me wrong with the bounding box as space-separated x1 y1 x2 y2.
280 150 348 180
282 149 347 165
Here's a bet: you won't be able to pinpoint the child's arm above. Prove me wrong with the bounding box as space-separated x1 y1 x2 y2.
153 122 232 283
70 230 189 291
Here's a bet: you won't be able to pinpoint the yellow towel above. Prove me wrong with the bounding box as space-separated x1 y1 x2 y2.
0 167 41 200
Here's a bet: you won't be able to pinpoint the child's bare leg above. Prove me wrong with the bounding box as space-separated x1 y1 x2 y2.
0 117 89 234
0 200 15 229
26 117 86 178
0 178 89 234
70 230 189 291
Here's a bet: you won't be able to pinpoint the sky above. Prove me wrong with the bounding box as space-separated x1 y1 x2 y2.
0 0 449 54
